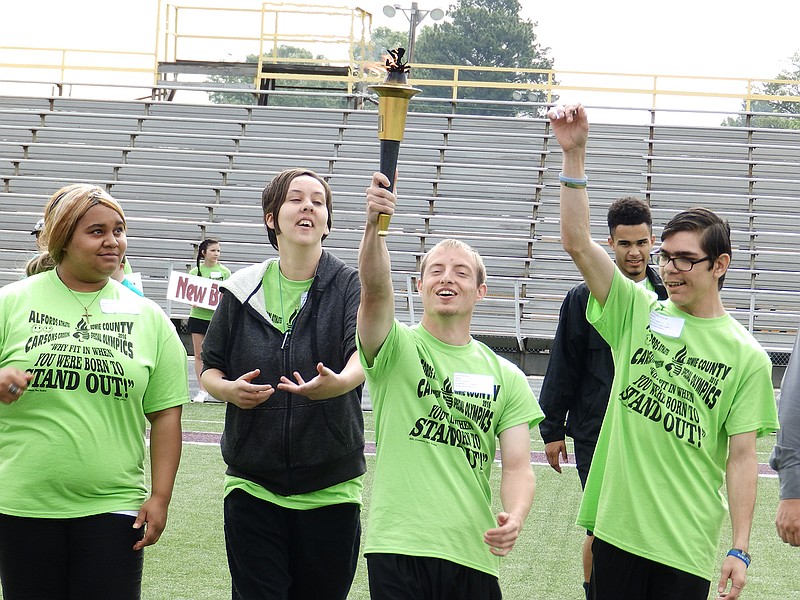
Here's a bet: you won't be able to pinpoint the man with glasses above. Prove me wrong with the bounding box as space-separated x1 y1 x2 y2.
549 103 778 600
655 254 712 271
539 196 666 599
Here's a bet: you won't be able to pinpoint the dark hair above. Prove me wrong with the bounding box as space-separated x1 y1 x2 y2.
261 169 333 251
607 196 652 236
196 238 220 275
661 207 731 290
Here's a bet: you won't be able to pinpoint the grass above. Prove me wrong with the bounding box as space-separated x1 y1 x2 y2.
133 404 800 600
2 402 794 599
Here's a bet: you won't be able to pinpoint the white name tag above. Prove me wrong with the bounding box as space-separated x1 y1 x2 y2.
649 311 684 338
453 372 495 396
100 298 142 315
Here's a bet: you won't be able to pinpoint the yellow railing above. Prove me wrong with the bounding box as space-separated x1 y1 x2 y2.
0 0 798 112
0 46 154 81
3 46 796 108
257 2 372 68
411 65 800 109
2 45 798 111
255 2 372 94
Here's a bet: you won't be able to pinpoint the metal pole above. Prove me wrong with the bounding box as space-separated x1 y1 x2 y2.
407 2 419 63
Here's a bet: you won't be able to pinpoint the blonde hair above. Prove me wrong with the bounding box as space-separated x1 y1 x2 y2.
38 184 126 265
25 253 56 277
420 239 486 285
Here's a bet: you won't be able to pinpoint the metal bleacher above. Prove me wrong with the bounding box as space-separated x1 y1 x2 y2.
1 94 799 360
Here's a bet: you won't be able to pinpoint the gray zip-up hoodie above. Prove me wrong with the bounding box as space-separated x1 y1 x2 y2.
201 251 365 496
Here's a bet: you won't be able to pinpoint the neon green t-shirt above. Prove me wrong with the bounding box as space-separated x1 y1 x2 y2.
578 269 779 580
0 270 189 518
225 260 363 509
262 260 312 335
359 321 543 577
188 263 231 321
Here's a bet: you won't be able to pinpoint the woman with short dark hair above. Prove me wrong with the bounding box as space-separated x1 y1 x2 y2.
201 168 365 599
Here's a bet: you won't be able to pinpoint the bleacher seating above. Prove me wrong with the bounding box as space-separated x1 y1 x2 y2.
1 94 798 355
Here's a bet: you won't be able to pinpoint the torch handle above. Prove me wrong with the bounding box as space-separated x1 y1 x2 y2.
378 140 401 236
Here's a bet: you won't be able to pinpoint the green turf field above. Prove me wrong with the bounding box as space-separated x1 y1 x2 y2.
133 404 799 600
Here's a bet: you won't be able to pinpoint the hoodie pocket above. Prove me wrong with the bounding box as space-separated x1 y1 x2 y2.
223 403 285 473
289 397 364 467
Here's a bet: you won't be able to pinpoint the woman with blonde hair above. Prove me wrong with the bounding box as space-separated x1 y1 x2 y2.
0 184 188 600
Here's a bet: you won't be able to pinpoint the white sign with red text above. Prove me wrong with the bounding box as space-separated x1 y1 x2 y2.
167 271 223 310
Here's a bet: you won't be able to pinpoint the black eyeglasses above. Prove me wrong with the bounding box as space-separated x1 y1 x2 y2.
652 252 712 272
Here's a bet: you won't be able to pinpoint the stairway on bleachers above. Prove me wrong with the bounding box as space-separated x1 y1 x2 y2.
1 95 798 356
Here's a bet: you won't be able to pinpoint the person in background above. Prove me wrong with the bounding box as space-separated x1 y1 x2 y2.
201 168 365 600
0 183 187 600
770 331 800 547
30 217 44 242
112 255 144 296
357 171 542 599
189 238 230 403
23 217 52 277
539 196 666 598
550 103 778 600
122 254 134 276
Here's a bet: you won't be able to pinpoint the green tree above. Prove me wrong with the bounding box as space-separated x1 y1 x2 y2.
722 52 800 129
410 0 555 116
207 46 348 108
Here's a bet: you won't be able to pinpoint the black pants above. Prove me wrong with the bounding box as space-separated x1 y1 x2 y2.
224 488 361 600
0 512 144 600
590 537 710 600
366 553 502 600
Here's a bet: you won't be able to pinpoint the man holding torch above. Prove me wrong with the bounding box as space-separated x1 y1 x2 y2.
356 169 542 598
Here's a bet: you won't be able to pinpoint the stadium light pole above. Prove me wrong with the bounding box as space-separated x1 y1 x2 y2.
382 3 445 63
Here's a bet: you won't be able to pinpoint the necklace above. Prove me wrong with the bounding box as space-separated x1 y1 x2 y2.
67 288 104 322
57 270 105 323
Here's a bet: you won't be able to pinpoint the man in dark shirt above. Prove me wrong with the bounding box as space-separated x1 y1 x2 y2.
538 196 667 598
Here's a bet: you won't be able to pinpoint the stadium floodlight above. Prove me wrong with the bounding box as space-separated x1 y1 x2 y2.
383 2 445 63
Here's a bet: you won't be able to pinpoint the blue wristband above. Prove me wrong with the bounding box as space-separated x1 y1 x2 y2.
727 548 751 568
559 172 588 189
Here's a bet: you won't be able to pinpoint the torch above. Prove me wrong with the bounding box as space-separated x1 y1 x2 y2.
368 48 421 236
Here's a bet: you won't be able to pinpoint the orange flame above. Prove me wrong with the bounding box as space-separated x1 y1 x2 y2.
363 55 392 76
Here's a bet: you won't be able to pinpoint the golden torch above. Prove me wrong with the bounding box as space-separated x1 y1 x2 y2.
368 48 421 236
